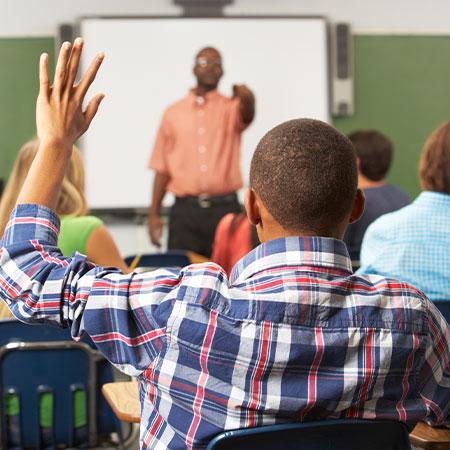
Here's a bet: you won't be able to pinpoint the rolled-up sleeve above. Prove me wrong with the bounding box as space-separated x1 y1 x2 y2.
0 204 182 376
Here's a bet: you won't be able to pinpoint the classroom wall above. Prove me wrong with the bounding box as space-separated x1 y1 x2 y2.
3 0 450 34
2 0 450 257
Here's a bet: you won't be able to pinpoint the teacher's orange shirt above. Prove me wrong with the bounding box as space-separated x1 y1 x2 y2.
148 89 247 197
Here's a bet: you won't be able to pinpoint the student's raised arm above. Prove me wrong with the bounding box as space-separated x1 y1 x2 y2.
0 41 178 377
17 38 104 209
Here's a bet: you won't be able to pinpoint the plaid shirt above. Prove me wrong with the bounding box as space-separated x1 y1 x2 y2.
1 204 450 450
359 191 450 301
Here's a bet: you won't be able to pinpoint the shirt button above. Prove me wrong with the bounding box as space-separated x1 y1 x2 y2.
200 164 208 172
199 146 206 153
198 109 204 116
202 183 208 191
198 128 205 135
196 96 204 105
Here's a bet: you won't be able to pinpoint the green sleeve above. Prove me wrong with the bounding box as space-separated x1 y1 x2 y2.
58 216 104 256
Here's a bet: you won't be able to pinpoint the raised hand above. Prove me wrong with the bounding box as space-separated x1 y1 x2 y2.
36 38 105 149
232 84 255 125
232 84 252 100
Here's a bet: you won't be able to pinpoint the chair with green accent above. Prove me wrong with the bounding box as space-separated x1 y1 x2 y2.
0 318 137 449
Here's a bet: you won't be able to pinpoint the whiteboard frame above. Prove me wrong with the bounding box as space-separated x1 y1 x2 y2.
79 15 331 212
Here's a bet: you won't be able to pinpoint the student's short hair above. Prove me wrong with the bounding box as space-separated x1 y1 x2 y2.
348 130 392 181
250 118 357 235
419 121 450 194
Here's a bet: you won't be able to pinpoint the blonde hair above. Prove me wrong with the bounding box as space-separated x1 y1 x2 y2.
0 139 88 236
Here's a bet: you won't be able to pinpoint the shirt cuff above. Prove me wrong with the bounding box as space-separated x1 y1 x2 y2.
1 204 60 246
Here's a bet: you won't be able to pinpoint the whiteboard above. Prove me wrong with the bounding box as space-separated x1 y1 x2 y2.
80 17 330 210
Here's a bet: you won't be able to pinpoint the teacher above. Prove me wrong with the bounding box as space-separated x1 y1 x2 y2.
147 46 255 257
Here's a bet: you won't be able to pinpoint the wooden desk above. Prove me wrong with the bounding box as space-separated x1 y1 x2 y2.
102 381 140 423
409 421 450 449
101 381 450 448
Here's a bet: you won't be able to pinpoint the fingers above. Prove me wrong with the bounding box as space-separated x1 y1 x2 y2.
38 53 50 100
53 41 71 93
76 51 105 101
83 93 105 127
64 38 84 94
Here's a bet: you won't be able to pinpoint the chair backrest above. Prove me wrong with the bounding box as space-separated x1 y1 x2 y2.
0 340 98 448
0 318 96 348
0 320 125 449
206 419 411 450
433 301 450 324
125 250 191 271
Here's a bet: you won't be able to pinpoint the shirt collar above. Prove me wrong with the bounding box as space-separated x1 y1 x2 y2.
414 191 450 208
230 236 353 285
189 88 220 105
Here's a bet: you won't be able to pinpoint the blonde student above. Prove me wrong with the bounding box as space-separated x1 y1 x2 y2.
0 139 128 273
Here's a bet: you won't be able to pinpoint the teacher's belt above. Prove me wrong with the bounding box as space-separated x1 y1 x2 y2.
175 193 238 209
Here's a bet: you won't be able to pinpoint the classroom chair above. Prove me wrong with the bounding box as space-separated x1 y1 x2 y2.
0 319 136 449
206 419 412 450
0 340 98 448
124 249 191 272
101 383 412 450
433 301 450 324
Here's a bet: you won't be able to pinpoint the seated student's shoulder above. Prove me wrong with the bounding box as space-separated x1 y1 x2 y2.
176 261 229 286
350 272 431 330
363 201 415 239
163 261 231 310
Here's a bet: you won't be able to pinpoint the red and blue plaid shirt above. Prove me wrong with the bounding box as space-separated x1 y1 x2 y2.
1 204 450 450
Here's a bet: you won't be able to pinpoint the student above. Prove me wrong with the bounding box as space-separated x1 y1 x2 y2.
211 211 259 275
0 139 128 273
359 121 450 301
148 46 255 257
1 40 449 450
343 130 409 261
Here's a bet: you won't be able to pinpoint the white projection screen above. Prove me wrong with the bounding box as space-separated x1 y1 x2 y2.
79 17 330 210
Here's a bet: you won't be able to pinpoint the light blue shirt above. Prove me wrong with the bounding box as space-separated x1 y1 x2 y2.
359 191 450 301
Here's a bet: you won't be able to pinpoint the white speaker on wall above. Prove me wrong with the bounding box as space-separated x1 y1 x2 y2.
330 23 354 116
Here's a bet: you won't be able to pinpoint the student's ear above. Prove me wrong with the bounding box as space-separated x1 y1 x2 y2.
244 188 261 226
348 188 365 224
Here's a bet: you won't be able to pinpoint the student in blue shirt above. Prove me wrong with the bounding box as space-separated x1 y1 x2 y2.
359 121 450 301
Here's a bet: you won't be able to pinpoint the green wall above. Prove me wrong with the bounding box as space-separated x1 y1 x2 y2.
0 38 55 182
334 35 450 200
1 35 450 201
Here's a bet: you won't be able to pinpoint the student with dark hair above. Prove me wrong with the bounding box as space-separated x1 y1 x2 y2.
1 40 450 450
343 130 409 261
359 121 450 301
